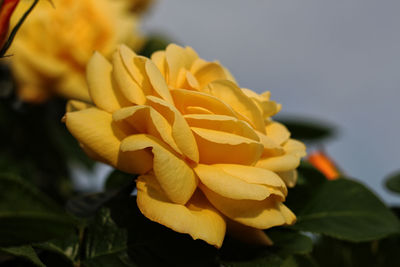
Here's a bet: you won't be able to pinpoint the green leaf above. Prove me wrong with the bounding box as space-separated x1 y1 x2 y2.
34 234 80 263
291 178 400 242
83 208 134 267
66 190 121 218
285 162 327 214
0 173 76 246
277 116 335 142
138 35 171 58
0 246 45 267
281 255 318 267
385 171 400 194
104 170 136 191
266 229 313 256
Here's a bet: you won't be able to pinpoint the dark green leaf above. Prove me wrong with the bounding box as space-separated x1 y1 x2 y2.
385 171 400 194
291 178 400 242
266 229 313 256
66 190 121 218
277 116 335 142
281 255 318 267
310 235 400 267
0 173 76 246
285 162 327 214
138 35 171 58
34 234 80 263
0 246 45 267
83 208 134 267
105 170 136 191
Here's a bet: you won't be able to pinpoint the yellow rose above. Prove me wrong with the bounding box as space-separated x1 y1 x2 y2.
64 44 306 248
10 0 141 103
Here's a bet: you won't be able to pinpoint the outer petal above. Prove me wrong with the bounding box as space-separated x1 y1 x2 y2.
65 108 153 174
201 185 296 229
277 170 298 188
137 175 226 248
256 131 285 157
191 127 263 165
66 100 93 112
184 114 259 141
194 164 272 201
266 121 290 145
113 105 181 155
87 51 129 112
147 96 199 163
256 154 301 172
206 80 266 133
283 139 307 158
121 134 197 205
227 219 273 246
214 164 287 193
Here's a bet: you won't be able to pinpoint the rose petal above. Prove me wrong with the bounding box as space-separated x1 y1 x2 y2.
87 51 129 112
165 44 198 87
145 60 174 104
192 62 231 89
227 219 273 246
147 96 199 163
112 48 147 104
137 175 226 248
283 139 307 158
184 114 259 141
65 108 153 174
194 164 272 201
277 170 298 188
256 154 301 172
256 131 285 157
266 121 290 145
121 134 197 205
206 80 266 133
191 127 263 165
151 50 167 78
171 88 236 117
213 164 287 190
113 105 181 154
201 185 296 229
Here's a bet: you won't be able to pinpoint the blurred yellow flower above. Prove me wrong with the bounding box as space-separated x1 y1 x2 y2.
64 44 306 248
10 0 141 103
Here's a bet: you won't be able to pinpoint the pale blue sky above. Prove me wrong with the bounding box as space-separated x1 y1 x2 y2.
141 0 400 204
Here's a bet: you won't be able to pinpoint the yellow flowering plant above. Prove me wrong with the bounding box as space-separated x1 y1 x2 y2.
0 1 399 266
64 43 306 248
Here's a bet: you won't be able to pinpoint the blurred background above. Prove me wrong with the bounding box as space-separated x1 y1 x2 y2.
140 0 400 204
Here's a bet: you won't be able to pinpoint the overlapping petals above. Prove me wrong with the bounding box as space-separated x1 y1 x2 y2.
64 43 306 248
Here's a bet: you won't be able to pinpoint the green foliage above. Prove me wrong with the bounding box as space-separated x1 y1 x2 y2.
385 170 400 194
266 229 313 256
138 35 171 58
82 208 134 267
290 178 400 242
0 173 76 247
277 116 335 142
0 246 45 267
105 170 136 191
